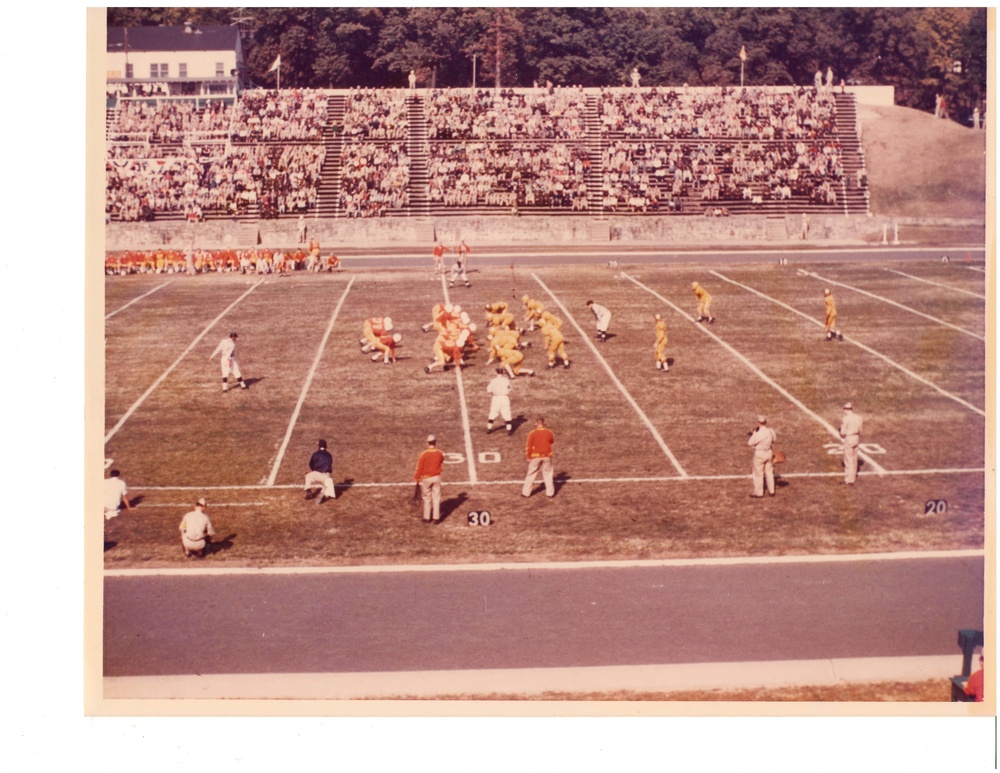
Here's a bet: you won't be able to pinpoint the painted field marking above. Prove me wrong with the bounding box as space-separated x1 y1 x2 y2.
441 275 478 484
533 273 688 478
804 269 985 341
129 466 985 492
104 548 985 578
104 278 267 445
624 272 888 475
711 271 987 418
882 268 987 300
105 280 174 320
130 502 264 508
967 266 986 274
266 277 356 486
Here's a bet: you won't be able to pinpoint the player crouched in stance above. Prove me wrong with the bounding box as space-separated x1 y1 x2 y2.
487 329 534 378
541 314 570 368
486 368 514 435
360 316 401 364
424 313 475 374
654 313 669 371
304 439 337 503
692 282 715 324
210 332 248 392
822 289 843 341
180 497 215 559
521 295 545 333
586 299 612 342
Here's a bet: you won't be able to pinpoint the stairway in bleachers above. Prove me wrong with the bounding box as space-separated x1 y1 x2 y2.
407 94 430 219
315 94 346 218
834 92 870 217
583 94 604 218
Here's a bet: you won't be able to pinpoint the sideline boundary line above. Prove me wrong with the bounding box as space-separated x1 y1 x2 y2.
104 279 266 445
533 273 688 477
105 280 174 320
625 272 887 474
103 655 960 699
805 269 985 341
266 277 356 486
711 271 987 418
104 548 985 578
127 466 985 491
882 267 987 299
441 275 478 483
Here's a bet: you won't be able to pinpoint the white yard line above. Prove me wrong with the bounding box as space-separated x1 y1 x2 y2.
104 278 266 445
625 272 888 475
882 268 987 299
266 277 356 486
128 466 985 492
805 269 985 341
533 273 688 477
441 275 478 483
711 271 987 418
104 548 985 578
105 280 174 320
129 502 264 508
967 266 986 274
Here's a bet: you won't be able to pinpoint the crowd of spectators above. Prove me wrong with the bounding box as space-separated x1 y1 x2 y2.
338 141 410 217
425 87 588 140
105 247 333 275
230 88 327 143
598 86 838 142
341 88 409 139
428 141 589 210
109 98 233 144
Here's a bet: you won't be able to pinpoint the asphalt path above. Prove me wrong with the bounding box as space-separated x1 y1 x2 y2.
104 555 983 678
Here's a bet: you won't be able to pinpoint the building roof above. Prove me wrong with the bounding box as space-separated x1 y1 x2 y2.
107 25 240 54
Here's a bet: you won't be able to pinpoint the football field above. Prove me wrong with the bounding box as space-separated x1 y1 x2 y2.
101 257 987 567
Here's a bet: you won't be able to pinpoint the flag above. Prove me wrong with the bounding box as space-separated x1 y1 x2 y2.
739 46 747 62
269 54 281 72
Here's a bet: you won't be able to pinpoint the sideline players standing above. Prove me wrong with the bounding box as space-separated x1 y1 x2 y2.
210 332 248 392
432 242 450 276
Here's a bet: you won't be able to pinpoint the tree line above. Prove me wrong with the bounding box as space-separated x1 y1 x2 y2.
108 7 988 121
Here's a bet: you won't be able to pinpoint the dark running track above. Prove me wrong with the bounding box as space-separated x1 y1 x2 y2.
104 554 983 677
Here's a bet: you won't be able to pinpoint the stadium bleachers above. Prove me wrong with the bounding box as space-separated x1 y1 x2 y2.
105 86 870 223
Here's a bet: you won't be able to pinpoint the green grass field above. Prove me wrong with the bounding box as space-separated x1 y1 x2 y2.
102 259 987 567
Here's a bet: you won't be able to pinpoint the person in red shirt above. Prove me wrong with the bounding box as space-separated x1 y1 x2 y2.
521 417 556 498
964 651 985 702
432 242 450 275
413 435 445 523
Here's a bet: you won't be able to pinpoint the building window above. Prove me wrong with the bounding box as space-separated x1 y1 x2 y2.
160 63 169 78
179 63 187 78
125 63 133 79
216 62 224 77
150 63 159 78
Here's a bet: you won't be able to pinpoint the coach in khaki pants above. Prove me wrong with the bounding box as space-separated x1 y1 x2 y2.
522 418 555 498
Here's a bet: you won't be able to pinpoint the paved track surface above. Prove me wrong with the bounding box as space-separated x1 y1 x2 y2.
104 554 983 678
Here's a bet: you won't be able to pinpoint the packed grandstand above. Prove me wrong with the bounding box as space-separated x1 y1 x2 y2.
105 84 869 224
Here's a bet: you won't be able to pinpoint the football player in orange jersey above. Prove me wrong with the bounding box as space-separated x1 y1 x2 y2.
541 317 570 369
654 313 669 371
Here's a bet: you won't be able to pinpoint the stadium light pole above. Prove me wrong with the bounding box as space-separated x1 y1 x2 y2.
472 53 477 89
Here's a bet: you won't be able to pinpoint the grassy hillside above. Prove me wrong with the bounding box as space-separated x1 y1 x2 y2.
859 103 988 220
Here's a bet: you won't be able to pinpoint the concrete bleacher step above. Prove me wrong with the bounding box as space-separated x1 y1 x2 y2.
765 216 787 241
